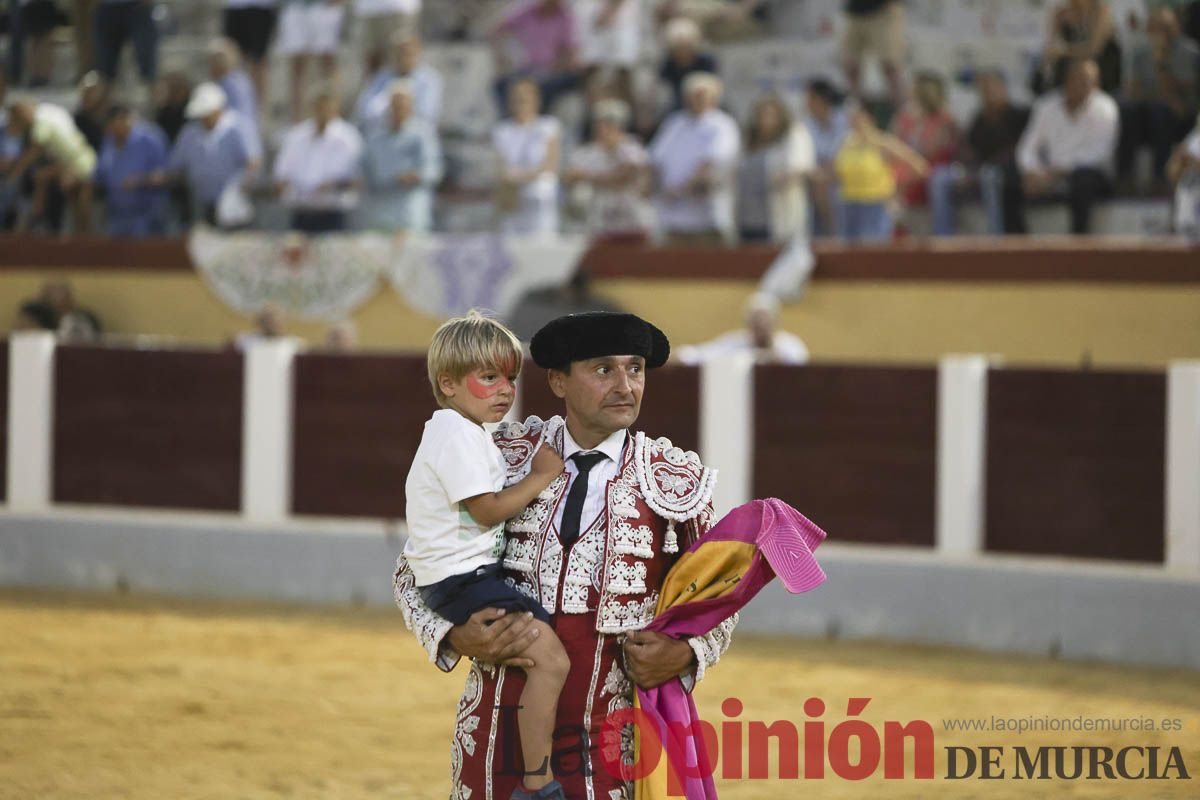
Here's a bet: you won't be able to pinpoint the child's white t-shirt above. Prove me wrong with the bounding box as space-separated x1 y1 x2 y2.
404 409 508 587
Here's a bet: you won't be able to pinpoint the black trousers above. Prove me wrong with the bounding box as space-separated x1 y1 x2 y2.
1118 101 1192 180
291 209 347 234
1015 167 1112 235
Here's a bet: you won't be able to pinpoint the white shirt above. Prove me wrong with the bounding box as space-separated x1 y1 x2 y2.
1016 89 1119 174
493 115 561 202
550 425 627 538
677 329 810 365
650 108 741 234
273 117 364 210
356 0 420 15
569 136 650 234
575 0 642 66
404 409 508 586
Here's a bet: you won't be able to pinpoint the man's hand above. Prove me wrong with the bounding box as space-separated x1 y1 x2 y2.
446 608 539 668
622 630 695 689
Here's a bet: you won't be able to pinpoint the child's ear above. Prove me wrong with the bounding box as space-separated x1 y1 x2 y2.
438 374 457 398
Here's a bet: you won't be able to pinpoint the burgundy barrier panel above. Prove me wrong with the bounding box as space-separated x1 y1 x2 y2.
986 369 1165 563
54 346 243 510
0 341 7 502
753 364 937 546
520 361 701 454
292 353 436 518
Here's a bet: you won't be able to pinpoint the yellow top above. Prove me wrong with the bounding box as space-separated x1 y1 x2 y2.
834 136 895 202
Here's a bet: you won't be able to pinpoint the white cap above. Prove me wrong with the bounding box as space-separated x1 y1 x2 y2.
185 82 227 119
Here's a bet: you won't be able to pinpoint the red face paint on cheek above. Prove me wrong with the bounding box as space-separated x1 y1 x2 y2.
466 374 501 399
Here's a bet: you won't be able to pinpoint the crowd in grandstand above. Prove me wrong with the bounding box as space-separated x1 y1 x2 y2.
1 0 1199 240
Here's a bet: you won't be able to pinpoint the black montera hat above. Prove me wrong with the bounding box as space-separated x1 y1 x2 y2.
530 312 670 370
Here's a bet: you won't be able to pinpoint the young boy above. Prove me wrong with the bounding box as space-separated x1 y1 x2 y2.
405 310 570 800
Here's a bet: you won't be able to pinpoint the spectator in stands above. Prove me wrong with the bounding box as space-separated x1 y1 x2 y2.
145 82 252 226
222 1 277 112
658 17 718 113
575 0 642 108
649 71 740 245
208 37 262 162
354 33 442 132
890 71 962 236
94 104 168 237
0 72 22 229
738 93 816 243
1038 0 1121 95
962 70 1032 235
1016 58 1118 234
94 0 159 91
71 0 97 81
657 0 767 42
277 0 346 122
492 78 562 235
73 71 109 154
4 96 96 233
842 0 905 109
354 0 420 76
804 78 849 237
153 70 192 145
19 0 67 87
676 292 808 365
274 86 364 233
1119 8 1199 193
1167 113 1200 239
363 79 442 232
564 98 651 237
489 0 581 115
833 105 927 242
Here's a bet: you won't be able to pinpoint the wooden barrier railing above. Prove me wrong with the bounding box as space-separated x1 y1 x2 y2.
53 345 243 511
986 368 1166 563
5 336 1198 570
753 364 937 547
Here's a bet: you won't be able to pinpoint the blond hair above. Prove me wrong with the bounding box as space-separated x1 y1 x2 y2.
427 310 523 407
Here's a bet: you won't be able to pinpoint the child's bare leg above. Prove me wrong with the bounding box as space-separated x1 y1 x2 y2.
518 620 570 790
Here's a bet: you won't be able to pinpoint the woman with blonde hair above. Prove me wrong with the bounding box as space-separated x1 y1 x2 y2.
738 93 816 242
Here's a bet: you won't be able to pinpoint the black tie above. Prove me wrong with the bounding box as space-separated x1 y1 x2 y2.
559 452 607 548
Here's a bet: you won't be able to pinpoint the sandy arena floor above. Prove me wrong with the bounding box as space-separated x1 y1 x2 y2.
1 589 1197 799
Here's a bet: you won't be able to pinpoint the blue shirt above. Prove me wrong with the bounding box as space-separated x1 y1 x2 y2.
363 118 443 231
354 63 443 133
218 69 262 159
167 111 251 209
96 120 169 236
806 106 850 167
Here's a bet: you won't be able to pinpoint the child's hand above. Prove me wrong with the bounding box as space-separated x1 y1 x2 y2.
530 445 564 478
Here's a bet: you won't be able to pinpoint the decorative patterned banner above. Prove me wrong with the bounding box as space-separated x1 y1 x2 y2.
188 227 392 321
188 228 590 322
389 233 590 319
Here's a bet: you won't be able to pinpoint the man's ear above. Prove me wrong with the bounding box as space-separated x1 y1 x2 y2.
437 373 457 398
547 368 567 399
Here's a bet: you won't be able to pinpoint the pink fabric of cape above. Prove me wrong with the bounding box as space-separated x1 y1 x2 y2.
636 498 827 799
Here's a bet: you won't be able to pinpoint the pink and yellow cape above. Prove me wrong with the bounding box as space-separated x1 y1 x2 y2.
624 498 827 799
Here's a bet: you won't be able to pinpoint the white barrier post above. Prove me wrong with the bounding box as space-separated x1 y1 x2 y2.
1166 361 1200 573
6 332 57 510
936 355 990 556
700 353 755 518
241 338 302 523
